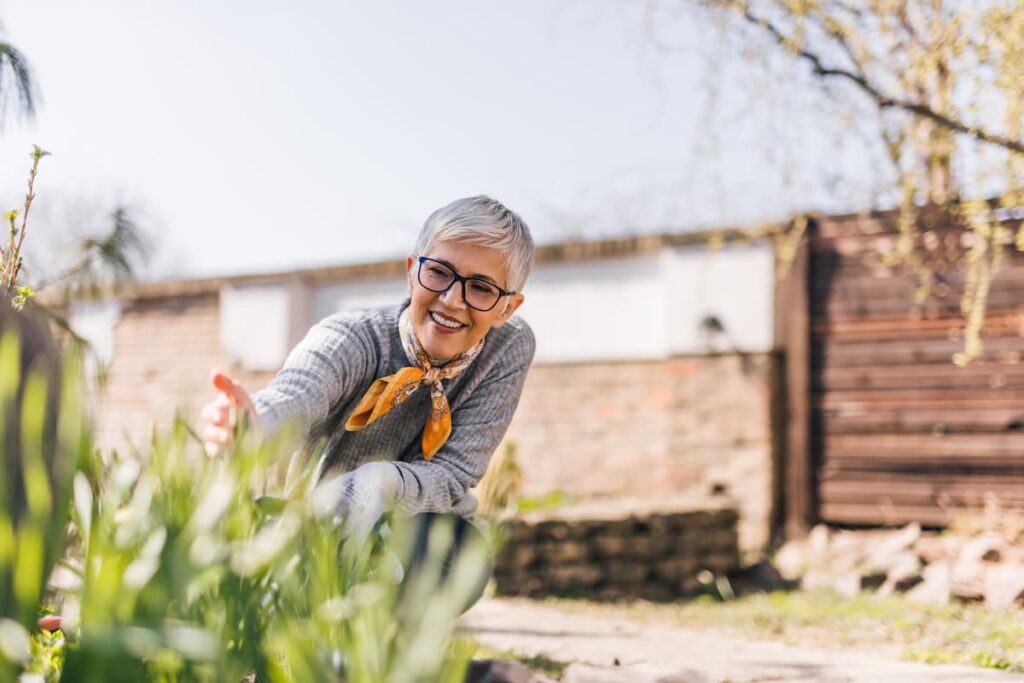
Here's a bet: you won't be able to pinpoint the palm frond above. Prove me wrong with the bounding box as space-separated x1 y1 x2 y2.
80 207 151 281
42 206 152 295
0 40 37 122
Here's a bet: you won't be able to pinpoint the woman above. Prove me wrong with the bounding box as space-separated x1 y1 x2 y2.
200 195 535 600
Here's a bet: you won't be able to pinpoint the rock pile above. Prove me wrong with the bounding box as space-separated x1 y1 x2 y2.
772 523 1024 609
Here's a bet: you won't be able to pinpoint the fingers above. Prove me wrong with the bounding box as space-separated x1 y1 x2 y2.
204 369 260 457
233 383 255 414
200 394 232 428
202 422 233 458
202 423 233 445
211 370 236 396
199 392 232 457
204 371 240 457
212 370 255 414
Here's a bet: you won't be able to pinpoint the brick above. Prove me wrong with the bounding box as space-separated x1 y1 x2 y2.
624 535 667 557
678 575 702 595
700 551 740 573
534 521 571 541
593 535 627 559
494 543 538 572
605 561 649 585
653 557 699 581
538 540 589 565
548 564 602 590
636 585 675 602
504 522 534 544
693 529 740 554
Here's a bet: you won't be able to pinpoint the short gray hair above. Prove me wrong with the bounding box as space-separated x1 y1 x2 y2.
414 195 535 293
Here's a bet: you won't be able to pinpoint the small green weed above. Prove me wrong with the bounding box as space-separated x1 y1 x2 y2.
471 643 570 679
515 491 574 514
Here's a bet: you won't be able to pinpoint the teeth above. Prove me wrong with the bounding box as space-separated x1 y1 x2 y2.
430 312 464 329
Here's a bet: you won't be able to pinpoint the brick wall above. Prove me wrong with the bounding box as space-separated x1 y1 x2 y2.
505 354 773 551
94 294 272 452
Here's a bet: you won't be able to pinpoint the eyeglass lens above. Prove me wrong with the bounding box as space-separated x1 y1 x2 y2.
418 260 501 311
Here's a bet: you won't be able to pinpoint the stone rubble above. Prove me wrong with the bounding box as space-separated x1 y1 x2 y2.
771 522 1024 609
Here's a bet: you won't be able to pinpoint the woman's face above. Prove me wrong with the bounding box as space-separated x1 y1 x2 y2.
405 241 524 361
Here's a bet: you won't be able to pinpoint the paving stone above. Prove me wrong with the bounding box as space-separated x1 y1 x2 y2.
462 597 1024 683
563 663 713 683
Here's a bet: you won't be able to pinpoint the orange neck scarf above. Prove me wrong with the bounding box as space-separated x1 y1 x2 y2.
344 309 484 460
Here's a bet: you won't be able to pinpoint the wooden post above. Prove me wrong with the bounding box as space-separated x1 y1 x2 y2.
767 349 788 548
774 219 815 540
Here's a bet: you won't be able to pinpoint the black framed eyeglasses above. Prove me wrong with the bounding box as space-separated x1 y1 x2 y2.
415 256 515 312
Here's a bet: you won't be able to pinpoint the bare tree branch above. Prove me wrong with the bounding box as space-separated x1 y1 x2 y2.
731 4 1024 155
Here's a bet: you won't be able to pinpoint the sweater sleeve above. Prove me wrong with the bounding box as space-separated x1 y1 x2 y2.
249 312 376 438
389 324 536 515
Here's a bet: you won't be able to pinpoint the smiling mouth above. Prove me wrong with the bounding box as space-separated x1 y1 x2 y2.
430 311 466 330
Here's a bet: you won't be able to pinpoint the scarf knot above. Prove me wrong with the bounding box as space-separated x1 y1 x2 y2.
343 309 484 460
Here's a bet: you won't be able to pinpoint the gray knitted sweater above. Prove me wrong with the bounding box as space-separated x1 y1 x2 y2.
251 301 535 517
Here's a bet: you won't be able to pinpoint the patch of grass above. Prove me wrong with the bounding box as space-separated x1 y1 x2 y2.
909 647 1017 671
515 491 574 514
544 591 1024 673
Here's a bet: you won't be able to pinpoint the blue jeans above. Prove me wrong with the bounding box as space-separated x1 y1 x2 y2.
402 513 492 613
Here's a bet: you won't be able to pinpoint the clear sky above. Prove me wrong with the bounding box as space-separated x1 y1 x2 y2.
0 0 884 279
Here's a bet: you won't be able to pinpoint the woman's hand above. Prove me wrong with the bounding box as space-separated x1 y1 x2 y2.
200 370 256 457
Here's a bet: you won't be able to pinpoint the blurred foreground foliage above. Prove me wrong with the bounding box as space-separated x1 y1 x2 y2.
0 315 486 683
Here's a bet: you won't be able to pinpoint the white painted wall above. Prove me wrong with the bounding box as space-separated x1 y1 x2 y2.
220 283 294 371
311 276 410 323
63 241 774 379
663 242 774 354
304 242 776 363
517 255 668 362
510 243 773 362
69 299 122 366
